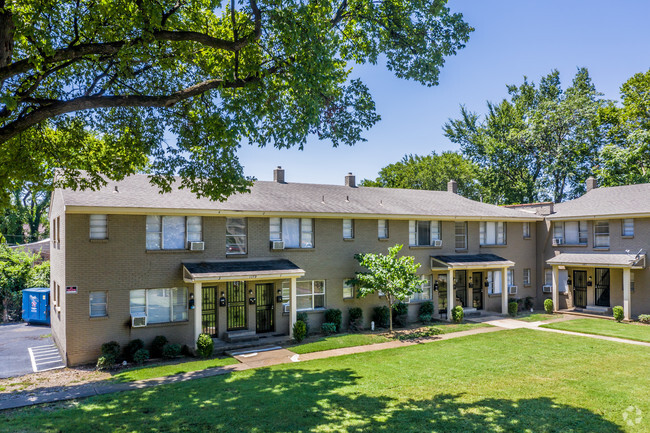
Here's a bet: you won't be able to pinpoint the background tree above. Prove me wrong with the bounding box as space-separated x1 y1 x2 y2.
596 69 650 186
0 183 50 244
352 244 425 332
360 151 483 200
0 0 472 206
0 244 49 321
444 68 603 204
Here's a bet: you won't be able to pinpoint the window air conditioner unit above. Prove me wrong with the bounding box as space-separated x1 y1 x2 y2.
131 313 147 328
508 285 518 295
542 285 552 293
433 239 443 247
189 241 205 251
272 240 285 250
552 238 562 246
283 303 290 313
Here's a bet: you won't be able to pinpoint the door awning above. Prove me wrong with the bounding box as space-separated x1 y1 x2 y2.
431 254 514 270
183 259 305 283
547 252 646 269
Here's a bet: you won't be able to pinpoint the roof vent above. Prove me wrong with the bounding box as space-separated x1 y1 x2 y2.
345 172 356 187
586 176 597 193
274 166 285 183
113 186 119 193
447 179 458 194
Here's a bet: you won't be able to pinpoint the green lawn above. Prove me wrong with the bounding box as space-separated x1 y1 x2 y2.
289 333 391 354
3 328 649 432
432 321 492 334
541 318 650 343
110 357 239 383
516 313 561 322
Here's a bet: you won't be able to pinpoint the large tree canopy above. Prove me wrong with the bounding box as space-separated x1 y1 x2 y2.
0 0 472 205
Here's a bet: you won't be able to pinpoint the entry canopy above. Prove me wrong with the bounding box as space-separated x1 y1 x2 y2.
431 254 514 270
546 252 646 269
183 259 305 283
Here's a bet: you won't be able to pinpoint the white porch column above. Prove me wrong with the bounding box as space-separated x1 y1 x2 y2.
623 267 631 321
289 277 297 337
447 268 455 320
193 282 202 348
501 267 508 314
552 266 559 312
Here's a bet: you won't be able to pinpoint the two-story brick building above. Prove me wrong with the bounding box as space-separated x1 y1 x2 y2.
49 168 648 366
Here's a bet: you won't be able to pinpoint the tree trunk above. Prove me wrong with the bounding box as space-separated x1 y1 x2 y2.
0 3 13 70
388 296 393 333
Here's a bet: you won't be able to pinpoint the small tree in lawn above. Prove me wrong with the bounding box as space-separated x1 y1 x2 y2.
352 244 426 333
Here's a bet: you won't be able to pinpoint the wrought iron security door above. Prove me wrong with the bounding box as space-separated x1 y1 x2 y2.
202 286 218 336
595 268 610 307
472 272 483 310
227 281 247 331
573 270 587 308
255 283 274 333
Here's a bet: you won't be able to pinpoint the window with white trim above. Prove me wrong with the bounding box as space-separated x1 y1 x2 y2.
631 272 635 292
455 222 467 250
545 269 552 286
146 216 202 250
343 219 354 239
480 222 506 246
594 221 610 248
523 222 531 239
622 219 634 237
507 269 514 288
343 279 354 299
378 220 388 239
409 275 432 302
295 280 325 310
89 215 108 240
487 270 503 294
523 268 531 286
269 218 313 248
409 220 441 246
129 288 188 323
89 291 107 317
553 221 587 245
226 217 247 255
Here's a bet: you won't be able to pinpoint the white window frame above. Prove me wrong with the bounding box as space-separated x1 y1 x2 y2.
409 220 441 246
523 268 531 286
507 269 515 288
129 287 188 324
295 280 325 311
622 218 634 237
226 217 247 255
269 218 314 248
594 221 610 248
343 279 355 299
378 220 389 239
89 291 108 317
408 275 432 302
480 222 506 246
89 214 108 240
146 216 202 250
523 222 531 239
553 221 588 245
455 222 467 250
343 219 354 239
487 270 502 294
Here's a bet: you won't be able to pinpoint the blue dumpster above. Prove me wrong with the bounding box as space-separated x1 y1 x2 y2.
22 287 51 325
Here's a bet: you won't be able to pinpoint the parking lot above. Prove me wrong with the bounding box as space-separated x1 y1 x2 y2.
0 322 65 378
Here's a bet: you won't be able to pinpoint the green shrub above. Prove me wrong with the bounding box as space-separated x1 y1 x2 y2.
392 302 409 327
524 297 534 310
613 306 624 322
544 299 553 314
196 333 214 359
418 301 434 316
100 341 120 358
451 305 464 323
151 335 168 358
297 312 310 335
162 343 182 359
508 301 519 317
397 326 442 341
373 306 390 328
96 354 116 370
293 320 307 342
324 308 342 332
123 339 144 362
181 344 193 357
348 307 363 331
419 313 434 324
321 322 337 335
638 314 650 324
133 348 150 366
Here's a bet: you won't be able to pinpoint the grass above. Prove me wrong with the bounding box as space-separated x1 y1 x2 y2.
516 313 562 322
431 321 492 334
541 318 650 343
109 357 239 383
289 333 391 354
2 329 649 432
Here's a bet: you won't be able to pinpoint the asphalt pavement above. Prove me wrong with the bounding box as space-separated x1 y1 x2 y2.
0 322 64 379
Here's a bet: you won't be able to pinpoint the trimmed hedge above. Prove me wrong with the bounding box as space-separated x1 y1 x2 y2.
451 306 464 323
324 309 342 332
613 306 624 322
293 320 307 342
196 333 214 359
544 299 553 314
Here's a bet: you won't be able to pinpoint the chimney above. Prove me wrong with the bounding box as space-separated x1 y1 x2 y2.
586 176 597 193
447 179 458 194
273 166 285 183
345 172 356 188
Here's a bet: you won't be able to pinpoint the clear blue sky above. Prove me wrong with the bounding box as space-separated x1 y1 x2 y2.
237 0 650 185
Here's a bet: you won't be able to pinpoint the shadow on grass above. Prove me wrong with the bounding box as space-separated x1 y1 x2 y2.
2 367 624 433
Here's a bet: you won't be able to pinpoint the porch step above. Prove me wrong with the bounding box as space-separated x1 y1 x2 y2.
224 330 259 343
584 305 610 314
463 307 481 318
558 309 615 320
225 345 283 357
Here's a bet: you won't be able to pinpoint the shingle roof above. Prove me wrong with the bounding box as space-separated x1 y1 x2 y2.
60 174 540 220
431 254 515 269
183 259 305 281
549 183 650 219
546 252 646 268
